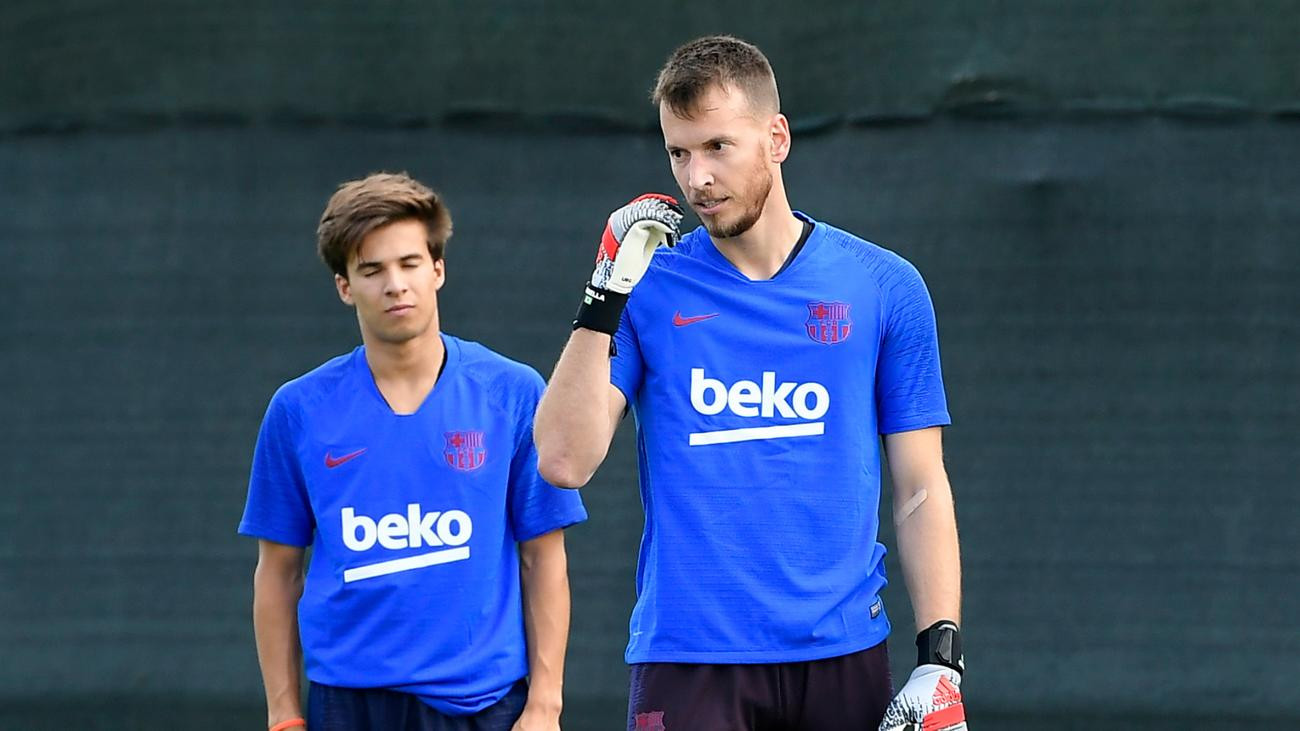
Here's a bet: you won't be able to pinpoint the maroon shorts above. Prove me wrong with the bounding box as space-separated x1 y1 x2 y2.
627 641 893 731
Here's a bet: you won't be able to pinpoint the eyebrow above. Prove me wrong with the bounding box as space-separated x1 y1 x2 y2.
666 135 735 152
356 253 425 268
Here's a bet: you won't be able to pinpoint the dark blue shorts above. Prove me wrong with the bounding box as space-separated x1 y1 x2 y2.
627 641 893 731
308 679 527 731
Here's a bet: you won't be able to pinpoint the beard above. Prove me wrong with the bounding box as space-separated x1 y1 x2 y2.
701 151 773 240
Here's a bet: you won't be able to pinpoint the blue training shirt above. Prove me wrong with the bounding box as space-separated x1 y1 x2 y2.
238 334 586 714
611 213 949 664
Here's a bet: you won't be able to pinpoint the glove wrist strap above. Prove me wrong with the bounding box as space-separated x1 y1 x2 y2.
573 283 628 337
916 620 964 676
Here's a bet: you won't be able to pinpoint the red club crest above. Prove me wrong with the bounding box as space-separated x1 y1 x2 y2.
443 431 486 471
805 301 852 344
634 711 666 731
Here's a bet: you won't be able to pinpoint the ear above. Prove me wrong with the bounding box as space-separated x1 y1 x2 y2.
335 272 354 306
432 258 446 291
769 113 792 164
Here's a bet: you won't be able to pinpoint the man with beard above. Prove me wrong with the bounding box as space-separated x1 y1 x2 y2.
534 37 966 731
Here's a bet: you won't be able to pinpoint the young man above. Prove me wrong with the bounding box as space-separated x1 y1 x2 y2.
240 172 586 731
535 37 965 731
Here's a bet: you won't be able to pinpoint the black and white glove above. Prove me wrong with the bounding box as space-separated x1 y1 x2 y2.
573 193 683 335
880 621 967 731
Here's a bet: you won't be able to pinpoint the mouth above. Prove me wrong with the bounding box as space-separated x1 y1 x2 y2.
693 197 728 216
386 304 415 315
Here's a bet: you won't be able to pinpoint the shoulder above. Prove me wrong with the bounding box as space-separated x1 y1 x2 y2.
815 220 918 276
449 334 546 401
812 218 927 300
268 349 359 420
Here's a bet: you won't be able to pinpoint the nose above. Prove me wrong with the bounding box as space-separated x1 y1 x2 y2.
383 267 408 297
686 157 714 192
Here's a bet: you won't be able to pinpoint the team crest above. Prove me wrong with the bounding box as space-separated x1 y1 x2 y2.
634 711 666 731
443 431 486 471
805 301 852 344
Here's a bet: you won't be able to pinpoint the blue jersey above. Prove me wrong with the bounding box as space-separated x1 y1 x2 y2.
611 213 949 663
238 335 586 714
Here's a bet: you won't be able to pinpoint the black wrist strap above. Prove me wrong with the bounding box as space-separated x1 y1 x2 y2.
573 284 628 337
916 620 964 675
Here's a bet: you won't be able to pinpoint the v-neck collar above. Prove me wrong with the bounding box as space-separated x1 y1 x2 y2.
355 334 458 417
699 211 820 283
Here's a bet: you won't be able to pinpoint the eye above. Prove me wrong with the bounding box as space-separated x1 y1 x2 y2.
709 140 727 152
669 149 686 160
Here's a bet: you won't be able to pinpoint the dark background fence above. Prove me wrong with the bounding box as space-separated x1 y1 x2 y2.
2 2 1298 728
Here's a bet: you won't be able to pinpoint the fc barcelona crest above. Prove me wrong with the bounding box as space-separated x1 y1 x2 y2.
444 431 486 471
806 301 852 344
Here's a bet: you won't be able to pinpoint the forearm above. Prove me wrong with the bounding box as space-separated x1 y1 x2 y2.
895 476 962 631
519 534 571 716
253 569 305 725
534 329 617 487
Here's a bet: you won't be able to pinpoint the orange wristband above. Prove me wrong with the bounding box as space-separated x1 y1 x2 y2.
269 719 306 731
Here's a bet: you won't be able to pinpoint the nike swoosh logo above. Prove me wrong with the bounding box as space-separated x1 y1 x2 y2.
325 448 367 468
673 311 719 327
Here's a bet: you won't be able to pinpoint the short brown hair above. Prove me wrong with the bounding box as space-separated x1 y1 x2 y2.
316 172 453 278
652 35 780 118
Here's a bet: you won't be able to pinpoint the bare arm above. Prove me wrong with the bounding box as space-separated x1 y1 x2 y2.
884 427 962 631
534 329 627 488
253 539 306 727
513 530 572 730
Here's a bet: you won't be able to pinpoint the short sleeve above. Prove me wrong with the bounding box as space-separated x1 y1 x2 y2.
238 389 315 546
509 372 588 542
609 307 644 407
875 260 952 434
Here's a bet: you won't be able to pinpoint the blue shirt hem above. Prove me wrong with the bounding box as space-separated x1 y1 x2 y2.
879 411 952 435
624 625 891 665
237 521 311 548
514 511 587 543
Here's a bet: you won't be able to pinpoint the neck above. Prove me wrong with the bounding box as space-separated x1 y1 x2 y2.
361 323 445 385
710 178 803 281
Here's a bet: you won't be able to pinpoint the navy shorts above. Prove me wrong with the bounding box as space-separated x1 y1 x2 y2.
307 678 527 731
627 641 893 731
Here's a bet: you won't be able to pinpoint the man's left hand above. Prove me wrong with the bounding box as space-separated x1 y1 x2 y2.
879 664 966 731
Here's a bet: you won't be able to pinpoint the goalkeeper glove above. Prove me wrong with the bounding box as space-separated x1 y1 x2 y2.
880 621 967 731
573 193 683 335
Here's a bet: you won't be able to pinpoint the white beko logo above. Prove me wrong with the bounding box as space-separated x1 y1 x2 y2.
688 368 829 446
339 504 472 583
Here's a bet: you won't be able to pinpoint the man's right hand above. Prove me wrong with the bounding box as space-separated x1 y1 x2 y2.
591 193 683 294
573 194 683 335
